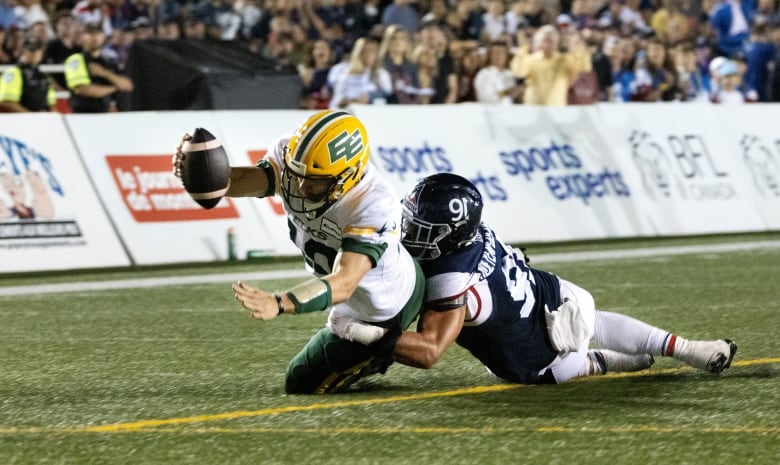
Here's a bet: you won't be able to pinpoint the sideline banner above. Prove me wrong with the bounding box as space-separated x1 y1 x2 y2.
65 111 302 265
353 104 649 242
714 105 780 229
595 104 766 235
0 114 130 272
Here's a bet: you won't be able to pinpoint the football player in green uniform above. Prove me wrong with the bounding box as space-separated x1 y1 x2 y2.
174 110 425 394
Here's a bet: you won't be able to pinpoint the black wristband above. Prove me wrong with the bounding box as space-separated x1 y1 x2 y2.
274 293 285 315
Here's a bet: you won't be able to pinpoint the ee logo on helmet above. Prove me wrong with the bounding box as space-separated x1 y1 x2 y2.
327 129 364 164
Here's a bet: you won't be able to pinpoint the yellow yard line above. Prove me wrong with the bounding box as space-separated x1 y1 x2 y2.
1 357 778 435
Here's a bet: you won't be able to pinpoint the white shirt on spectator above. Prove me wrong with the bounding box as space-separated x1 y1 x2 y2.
473 65 515 104
330 68 393 108
482 12 507 41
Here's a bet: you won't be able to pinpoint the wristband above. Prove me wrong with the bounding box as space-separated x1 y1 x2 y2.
286 278 332 313
274 293 285 315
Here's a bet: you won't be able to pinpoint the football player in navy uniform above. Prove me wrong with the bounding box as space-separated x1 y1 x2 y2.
173 110 425 394
389 172 736 384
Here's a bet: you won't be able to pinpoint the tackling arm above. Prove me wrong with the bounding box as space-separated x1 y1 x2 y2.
394 306 465 369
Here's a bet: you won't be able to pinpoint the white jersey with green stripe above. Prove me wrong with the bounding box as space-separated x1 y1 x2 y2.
265 136 419 323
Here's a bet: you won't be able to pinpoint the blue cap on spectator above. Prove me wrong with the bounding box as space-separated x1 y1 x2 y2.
719 60 739 77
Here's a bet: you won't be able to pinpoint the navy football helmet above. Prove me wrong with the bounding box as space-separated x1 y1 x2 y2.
401 172 483 260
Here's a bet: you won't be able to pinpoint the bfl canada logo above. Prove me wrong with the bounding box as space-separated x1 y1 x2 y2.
740 134 780 198
629 130 733 201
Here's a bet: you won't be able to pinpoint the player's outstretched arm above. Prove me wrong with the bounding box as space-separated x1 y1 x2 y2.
226 166 271 198
394 307 465 369
326 251 374 304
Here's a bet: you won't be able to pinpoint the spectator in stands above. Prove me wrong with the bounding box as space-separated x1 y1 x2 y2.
481 0 509 43
298 38 334 109
607 35 637 101
521 0 554 29
183 11 208 40
769 27 780 101
743 22 776 101
262 29 297 69
709 0 753 57
619 0 653 35
711 58 746 102
71 0 112 36
0 24 10 64
239 0 266 42
129 15 153 41
505 0 528 36
474 40 523 104
417 21 456 103
0 32 55 111
64 21 133 112
329 36 392 108
379 24 421 104
2 23 25 61
409 42 437 104
419 0 448 27
311 0 378 53
0 0 21 31
651 0 693 44
16 0 53 35
211 0 242 41
444 0 482 42
512 25 592 105
754 0 780 26
632 37 678 101
583 27 614 101
157 15 181 40
454 43 481 102
380 0 419 33
44 10 80 70
675 41 712 101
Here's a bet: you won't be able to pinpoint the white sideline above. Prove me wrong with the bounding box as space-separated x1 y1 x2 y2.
1 240 779 297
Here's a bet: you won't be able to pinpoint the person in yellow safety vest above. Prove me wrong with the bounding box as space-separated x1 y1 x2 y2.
0 33 56 112
64 22 133 113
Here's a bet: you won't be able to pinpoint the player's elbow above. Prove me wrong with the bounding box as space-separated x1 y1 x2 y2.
418 345 446 369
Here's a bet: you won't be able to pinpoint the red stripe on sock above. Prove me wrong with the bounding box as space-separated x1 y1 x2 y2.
665 334 677 356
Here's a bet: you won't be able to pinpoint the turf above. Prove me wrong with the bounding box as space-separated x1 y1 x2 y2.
1 236 778 464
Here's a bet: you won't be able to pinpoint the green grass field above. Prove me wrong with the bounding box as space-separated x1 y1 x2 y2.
1 235 779 464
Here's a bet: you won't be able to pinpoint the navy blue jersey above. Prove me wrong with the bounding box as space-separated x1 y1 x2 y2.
419 223 562 384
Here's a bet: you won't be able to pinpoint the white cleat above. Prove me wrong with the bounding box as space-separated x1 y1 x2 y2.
594 350 655 373
675 339 737 373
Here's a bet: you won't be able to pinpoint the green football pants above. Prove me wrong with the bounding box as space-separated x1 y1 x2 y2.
284 261 425 394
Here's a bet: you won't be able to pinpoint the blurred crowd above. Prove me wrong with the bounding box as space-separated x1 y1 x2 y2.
2 0 780 112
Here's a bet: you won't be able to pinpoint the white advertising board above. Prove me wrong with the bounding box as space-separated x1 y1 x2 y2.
0 113 130 272
353 104 651 242
713 105 780 229
596 103 767 235
65 111 301 265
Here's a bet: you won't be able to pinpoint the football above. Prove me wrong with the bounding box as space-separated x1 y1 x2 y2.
180 127 231 209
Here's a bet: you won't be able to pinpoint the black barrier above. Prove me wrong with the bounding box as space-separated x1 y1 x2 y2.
125 39 302 111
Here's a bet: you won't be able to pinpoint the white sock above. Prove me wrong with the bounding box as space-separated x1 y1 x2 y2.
592 310 670 355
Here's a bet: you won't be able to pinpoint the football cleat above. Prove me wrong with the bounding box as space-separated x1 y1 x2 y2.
675 339 737 373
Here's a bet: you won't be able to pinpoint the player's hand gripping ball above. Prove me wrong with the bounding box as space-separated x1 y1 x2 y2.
173 127 230 209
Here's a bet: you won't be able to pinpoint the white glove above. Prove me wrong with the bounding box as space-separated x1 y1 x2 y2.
545 300 592 353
